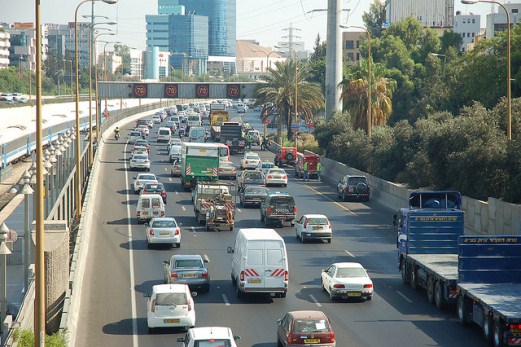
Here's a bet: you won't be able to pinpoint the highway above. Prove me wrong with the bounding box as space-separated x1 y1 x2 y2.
75 107 488 346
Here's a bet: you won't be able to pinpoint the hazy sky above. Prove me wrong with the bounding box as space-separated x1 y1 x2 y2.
0 0 499 52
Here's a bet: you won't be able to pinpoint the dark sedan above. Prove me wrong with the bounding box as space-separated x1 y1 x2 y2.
239 186 269 207
142 182 167 203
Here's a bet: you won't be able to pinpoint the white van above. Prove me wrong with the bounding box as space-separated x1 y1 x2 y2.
227 228 289 298
169 144 182 163
189 126 206 143
157 127 172 143
136 194 165 223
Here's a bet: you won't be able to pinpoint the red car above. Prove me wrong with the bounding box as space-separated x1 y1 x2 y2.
277 310 336 347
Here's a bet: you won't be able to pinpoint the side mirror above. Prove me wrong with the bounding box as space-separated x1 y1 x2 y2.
321 268 326 272
176 337 186 343
203 258 209 263
227 246 234 254
191 292 198 297
163 260 169 265
277 319 282 325
392 214 397 226
234 336 241 341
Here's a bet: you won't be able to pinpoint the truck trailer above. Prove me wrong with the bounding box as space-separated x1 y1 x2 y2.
180 143 220 191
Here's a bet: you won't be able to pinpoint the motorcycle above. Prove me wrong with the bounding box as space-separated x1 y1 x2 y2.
115 132 120 140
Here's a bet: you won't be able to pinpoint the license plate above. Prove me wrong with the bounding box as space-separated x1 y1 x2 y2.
160 232 170 236
183 273 197 278
248 278 261 283
164 319 180 323
143 211 148 215
347 292 361 297
304 339 320 343
278 216 286 220
274 176 281 179
312 226 322 230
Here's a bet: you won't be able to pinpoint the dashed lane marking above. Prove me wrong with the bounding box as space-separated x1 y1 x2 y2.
301 184 357 216
396 290 413 303
309 294 322 307
344 250 355 257
182 206 186 211
222 294 230 306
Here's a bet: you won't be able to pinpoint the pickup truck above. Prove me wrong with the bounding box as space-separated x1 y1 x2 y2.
260 191 296 228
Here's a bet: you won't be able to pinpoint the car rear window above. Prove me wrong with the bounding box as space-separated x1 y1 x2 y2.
145 184 162 190
292 319 331 333
141 199 150 208
246 171 262 179
269 169 285 175
130 131 141 137
348 177 367 185
156 293 188 306
194 339 232 347
133 155 148 160
151 198 162 208
246 187 267 194
246 155 259 160
262 163 274 168
140 175 156 180
152 219 176 228
159 129 170 135
307 218 328 225
175 259 203 268
336 268 367 278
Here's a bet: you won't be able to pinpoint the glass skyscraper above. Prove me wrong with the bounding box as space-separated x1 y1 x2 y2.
178 0 236 57
169 15 208 75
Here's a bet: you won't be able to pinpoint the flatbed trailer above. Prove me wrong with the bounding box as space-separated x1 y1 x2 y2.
456 236 521 347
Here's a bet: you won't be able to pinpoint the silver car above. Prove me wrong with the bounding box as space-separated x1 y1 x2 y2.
163 254 210 293
145 217 181 248
129 153 151 171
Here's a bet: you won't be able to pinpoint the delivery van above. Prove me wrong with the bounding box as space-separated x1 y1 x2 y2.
157 127 172 143
136 194 165 223
227 228 288 298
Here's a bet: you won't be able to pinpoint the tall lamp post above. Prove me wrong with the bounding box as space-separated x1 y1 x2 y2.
0 223 12 341
340 25 372 138
100 40 121 127
430 52 447 75
74 0 118 219
461 0 511 140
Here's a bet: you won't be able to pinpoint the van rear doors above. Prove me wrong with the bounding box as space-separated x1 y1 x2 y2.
243 240 287 294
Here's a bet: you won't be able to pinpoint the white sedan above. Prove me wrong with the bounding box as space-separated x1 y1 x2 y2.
133 173 158 193
146 284 196 333
145 217 181 248
177 327 241 347
295 214 332 243
240 152 261 170
129 153 151 171
265 168 288 187
321 262 373 301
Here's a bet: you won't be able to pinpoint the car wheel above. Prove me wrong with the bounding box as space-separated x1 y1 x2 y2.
301 235 305 243
493 319 505 347
321 280 326 292
235 282 243 298
260 213 265 223
277 338 283 347
366 295 372 301
483 314 493 343
175 243 180 248
426 277 435 304
296 231 300 240
434 280 445 309
280 292 286 298
148 327 155 334
229 225 233 231
410 268 419 290
457 295 469 325
147 242 152 249
400 260 409 283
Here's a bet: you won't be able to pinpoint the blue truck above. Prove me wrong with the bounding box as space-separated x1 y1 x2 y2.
456 236 521 347
395 191 464 309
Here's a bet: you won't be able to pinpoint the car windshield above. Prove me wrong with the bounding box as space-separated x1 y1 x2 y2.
246 187 267 194
139 175 156 181
155 292 188 306
194 340 232 347
269 169 285 175
246 155 259 160
136 141 148 146
348 177 367 185
307 218 328 225
262 163 274 168
175 259 203 269
292 319 331 333
145 184 163 190
152 219 176 228
271 197 294 209
336 267 367 278
130 132 141 137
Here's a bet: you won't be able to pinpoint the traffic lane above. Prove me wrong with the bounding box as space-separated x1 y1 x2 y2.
76 131 142 346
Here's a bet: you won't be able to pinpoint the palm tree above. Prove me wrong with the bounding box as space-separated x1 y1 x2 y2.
340 59 395 132
256 60 324 143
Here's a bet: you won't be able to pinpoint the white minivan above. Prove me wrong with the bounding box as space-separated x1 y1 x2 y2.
189 126 206 143
136 193 165 223
227 228 289 298
157 127 172 143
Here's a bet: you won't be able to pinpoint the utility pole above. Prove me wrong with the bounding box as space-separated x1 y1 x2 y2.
325 0 343 119
281 23 302 54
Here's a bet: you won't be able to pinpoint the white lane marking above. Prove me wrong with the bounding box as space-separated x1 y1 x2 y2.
302 184 357 216
182 206 186 211
175 190 178 194
169 177 172 182
236 208 242 212
203 254 210 263
123 141 139 347
344 250 355 258
396 290 413 303
222 294 230 306
309 294 322 307
191 226 195 233
164 168 167 171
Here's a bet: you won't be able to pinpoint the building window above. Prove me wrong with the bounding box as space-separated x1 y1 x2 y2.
346 40 354 49
472 32 475 37
472 18 476 23
463 19 466 24
512 9 519 14
347 53 354 61
356 53 360 61
467 33 470 37
356 40 360 48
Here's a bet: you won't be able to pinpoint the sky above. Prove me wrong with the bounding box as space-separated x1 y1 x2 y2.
0 0 503 52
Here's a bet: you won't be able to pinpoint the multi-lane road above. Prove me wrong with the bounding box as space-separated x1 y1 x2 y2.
75 108 488 346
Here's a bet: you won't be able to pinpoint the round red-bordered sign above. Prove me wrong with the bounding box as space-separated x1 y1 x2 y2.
164 84 178 98
196 84 209 98
227 84 240 98
133 84 147 98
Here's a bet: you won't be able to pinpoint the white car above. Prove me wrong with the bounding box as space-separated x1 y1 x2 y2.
169 138 183 146
131 145 147 156
321 262 373 301
152 114 162 124
146 284 196 333
133 173 158 193
295 214 332 243
128 131 142 144
130 153 151 171
145 217 181 248
136 125 150 136
177 327 241 347
240 152 261 170
265 168 288 187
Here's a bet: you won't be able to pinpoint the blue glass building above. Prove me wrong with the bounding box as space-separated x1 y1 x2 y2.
169 15 208 75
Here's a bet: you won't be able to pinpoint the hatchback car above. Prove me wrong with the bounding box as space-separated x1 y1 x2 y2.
133 173 158 193
240 152 261 170
277 310 336 347
265 168 288 187
135 139 150 151
152 114 162 124
146 284 196 333
131 146 147 156
237 170 265 191
239 186 269 207
130 153 151 171
163 254 210 293
295 214 332 244
218 161 237 180
142 182 167 203
177 327 241 347
321 262 373 301
128 131 142 144
145 217 181 248
169 138 183 146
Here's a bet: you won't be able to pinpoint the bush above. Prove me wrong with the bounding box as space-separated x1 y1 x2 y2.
13 328 68 347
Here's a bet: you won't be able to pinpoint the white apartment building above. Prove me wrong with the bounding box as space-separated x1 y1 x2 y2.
236 40 285 80
453 12 480 52
0 28 10 69
45 22 92 68
486 2 521 39
129 49 144 79
386 0 455 27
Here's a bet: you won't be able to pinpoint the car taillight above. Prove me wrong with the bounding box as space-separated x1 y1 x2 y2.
267 175 272 179
150 299 156 312
333 284 345 288
245 160 249 164
364 284 373 288
161 191 166 196
293 207 297 214
282 175 287 179
174 228 180 235
285 271 288 281
240 271 244 281
267 207 271 215
188 301 192 311
330 332 335 343
218 168 223 172
233 168 237 172
202 272 208 278
171 273 178 278
510 323 521 330
149 229 154 236
288 333 297 343
137 211 140 216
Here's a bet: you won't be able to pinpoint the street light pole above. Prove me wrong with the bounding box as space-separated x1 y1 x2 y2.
461 0 511 139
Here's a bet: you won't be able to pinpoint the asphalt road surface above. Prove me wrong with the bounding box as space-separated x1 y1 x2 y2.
75 107 488 347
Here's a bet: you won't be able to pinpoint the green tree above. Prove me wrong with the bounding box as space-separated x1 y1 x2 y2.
440 30 463 54
310 34 326 62
114 44 131 75
362 0 388 39
255 60 324 142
